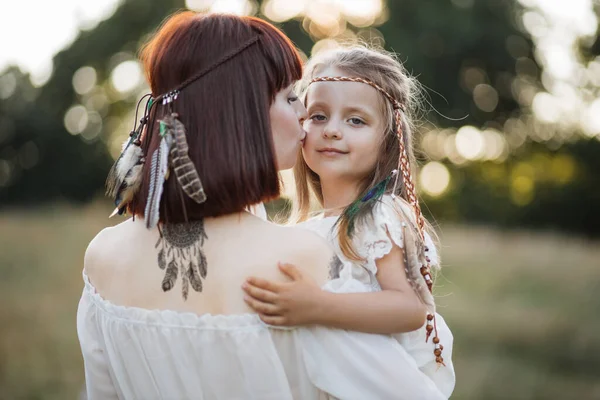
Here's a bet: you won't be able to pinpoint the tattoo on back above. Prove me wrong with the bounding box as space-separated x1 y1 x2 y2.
329 255 343 279
156 220 208 300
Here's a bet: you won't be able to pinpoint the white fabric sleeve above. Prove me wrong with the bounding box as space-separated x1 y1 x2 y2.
298 327 446 400
77 290 119 400
355 197 437 311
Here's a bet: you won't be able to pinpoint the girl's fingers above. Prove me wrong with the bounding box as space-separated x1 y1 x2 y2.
258 314 289 326
243 296 281 315
245 276 283 293
242 282 279 303
278 262 303 280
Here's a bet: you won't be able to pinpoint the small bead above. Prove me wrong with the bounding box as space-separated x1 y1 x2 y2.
420 266 428 276
424 274 431 281
425 256 431 263
425 246 430 252
436 356 444 364
434 349 442 357
426 325 434 333
432 337 440 344
439 344 444 351
427 314 434 321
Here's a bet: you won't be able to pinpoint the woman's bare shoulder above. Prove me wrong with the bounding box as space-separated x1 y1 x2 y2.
270 223 331 252
268 225 334 281
84 218 150 279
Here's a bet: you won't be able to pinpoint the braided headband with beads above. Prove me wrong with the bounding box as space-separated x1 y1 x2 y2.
309 76 445 366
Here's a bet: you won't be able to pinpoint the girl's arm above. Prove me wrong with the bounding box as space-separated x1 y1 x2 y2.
242 236 427 334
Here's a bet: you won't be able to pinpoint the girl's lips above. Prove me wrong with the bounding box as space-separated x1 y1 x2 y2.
317 148 348 156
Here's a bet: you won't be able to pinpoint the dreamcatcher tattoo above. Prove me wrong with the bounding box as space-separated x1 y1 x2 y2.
156 220 208 300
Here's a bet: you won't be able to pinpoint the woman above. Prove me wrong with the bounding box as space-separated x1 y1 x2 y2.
77 12 445 399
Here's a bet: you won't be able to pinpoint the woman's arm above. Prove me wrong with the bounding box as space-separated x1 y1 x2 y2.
242 236 427 334
77 236 119 400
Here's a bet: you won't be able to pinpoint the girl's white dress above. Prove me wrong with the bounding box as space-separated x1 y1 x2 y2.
297 195 456 398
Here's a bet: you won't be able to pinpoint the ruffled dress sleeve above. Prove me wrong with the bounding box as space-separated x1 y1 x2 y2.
77 288 119 400
352 196 436 311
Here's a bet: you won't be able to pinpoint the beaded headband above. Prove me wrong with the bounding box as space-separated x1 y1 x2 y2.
106 35 261 228
309 76 445 366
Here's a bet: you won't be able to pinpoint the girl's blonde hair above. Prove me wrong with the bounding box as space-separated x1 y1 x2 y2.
292 45 438 264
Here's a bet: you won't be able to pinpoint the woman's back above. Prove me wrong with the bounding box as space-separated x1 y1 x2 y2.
78 214 335 399
85 212 330 315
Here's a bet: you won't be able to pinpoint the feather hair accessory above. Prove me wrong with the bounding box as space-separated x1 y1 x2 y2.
106 94 153 217
341 171 396 237
108 144 144 218
106 123 145 217
164 113 207 204
143 109 207 229
145 128 172 229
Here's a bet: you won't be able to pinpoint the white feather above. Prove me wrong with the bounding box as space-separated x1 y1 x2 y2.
145 137 171 229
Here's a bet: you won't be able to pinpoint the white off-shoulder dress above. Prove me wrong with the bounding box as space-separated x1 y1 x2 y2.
78 272 448 399
297 196 456 398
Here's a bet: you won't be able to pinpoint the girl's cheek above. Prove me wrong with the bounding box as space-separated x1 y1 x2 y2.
305 125 319 139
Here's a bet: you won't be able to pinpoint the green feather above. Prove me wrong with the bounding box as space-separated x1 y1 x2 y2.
159 120 167 137
343 174 394 237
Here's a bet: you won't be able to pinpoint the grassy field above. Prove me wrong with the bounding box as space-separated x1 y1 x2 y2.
1 200 599 399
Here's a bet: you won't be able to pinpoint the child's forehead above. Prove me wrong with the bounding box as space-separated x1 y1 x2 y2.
313 64 346 77
306 78 384 109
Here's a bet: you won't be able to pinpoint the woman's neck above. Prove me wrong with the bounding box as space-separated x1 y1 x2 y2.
320 178 362 217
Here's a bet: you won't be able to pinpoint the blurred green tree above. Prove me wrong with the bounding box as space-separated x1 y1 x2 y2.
0 0 598 236
0 0 185 204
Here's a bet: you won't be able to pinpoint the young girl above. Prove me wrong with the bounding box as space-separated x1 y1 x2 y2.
243 46 455 397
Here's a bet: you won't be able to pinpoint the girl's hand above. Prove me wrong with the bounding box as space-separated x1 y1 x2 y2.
242 262 323 326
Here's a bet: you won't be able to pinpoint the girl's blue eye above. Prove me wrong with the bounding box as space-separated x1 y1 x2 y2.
288 96 299 104
310 114 327 121
349 117 364 125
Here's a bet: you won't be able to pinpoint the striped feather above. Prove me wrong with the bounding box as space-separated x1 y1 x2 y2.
167 114 207 204
144 136 171 229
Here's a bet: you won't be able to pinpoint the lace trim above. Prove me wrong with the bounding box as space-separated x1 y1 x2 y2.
355 197 436 312
357 199 405 274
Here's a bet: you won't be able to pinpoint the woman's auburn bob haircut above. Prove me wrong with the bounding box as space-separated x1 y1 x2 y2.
129 12 303 222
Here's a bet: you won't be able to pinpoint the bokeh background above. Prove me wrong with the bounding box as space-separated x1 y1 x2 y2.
1 0 599 399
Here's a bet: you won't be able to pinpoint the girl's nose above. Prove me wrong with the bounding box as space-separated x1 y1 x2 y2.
323 122 342 139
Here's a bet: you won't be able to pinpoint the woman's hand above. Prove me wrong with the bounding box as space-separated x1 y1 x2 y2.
242 262 323 326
